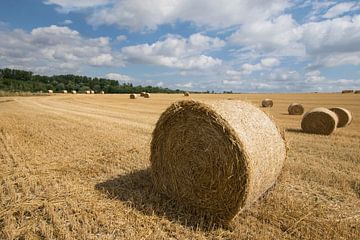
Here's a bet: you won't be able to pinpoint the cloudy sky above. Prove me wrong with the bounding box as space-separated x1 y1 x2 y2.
0 0 360 92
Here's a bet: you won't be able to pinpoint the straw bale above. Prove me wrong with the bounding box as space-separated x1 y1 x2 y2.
288 103 304 115
262 99 273 107
329 107 352 128
301 107 338 135
150 100 286 222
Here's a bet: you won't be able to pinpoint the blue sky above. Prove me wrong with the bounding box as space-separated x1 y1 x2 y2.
0 0 360 92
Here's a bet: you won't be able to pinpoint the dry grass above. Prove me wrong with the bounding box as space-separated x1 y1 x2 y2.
0 93 359 239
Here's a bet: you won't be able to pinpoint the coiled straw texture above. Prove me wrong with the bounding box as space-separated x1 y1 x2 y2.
150 100 286 222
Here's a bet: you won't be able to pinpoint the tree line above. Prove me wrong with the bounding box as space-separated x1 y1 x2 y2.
0 68 181 94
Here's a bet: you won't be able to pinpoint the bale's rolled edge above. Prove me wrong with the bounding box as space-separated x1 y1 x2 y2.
301 107 338 135
150 100 286 222
329 107 352 128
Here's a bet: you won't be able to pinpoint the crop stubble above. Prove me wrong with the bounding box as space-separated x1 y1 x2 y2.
0 93 359 239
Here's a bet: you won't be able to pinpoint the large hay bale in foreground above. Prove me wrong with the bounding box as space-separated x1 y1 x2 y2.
130 93 137 99
329 107 352 128
342 90 354 93
144 93 150 98
262 98 273 107
184 92 190 96
301 108 338 135
150 100 286 222
288 103 304 115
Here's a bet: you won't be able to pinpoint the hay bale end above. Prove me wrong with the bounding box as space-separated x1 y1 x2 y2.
288 103 304 115
329 107 352 128
262 99 273 107
301 107 338 135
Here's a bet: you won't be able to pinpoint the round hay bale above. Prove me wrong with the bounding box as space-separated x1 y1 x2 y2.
342 90 354 93
301 108 338 135
100 91 105 94
85 90 90 94
354 90 360 94
150 100 286 222
288 103 304 115
90 90 95 94
71 90 77 94
140 92 146 97
63 90 68 94
184 92 190 97
130 93 137 99
48 90 53 94
329 107 352 128
262 99 273 107
144 93 150 98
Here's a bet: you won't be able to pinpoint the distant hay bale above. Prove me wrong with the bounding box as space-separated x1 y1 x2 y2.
355 90 360 94
63 90 68 94
342 90 354 93
329 107 352 128
150 100 286 222
262 99 273 107
144 93 150 98
86 90 90 94
184 92 190 96
140 92 146 97
90 90 95 94
100 91 105 94
288 103 304 115
72 90 76 94
130 93 137 99
301 108 338 135
48 90 53 94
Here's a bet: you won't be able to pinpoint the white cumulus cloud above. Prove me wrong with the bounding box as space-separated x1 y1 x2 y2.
86 0 290 31
105 73 132 82
323 2 359 19
121 33 224 69
0 25 123 75
44 0 110 12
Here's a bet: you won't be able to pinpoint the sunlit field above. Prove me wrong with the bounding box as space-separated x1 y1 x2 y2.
0 93 359 239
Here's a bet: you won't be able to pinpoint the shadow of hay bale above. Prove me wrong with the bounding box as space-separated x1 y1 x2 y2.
285 128 304 133
95 169 232 230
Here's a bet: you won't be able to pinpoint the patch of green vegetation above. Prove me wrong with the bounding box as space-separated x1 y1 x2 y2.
0 68 181 94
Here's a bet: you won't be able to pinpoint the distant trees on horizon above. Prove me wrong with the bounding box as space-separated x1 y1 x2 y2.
0 68 181 94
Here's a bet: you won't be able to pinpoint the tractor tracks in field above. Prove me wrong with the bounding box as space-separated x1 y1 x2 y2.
18 98 153 133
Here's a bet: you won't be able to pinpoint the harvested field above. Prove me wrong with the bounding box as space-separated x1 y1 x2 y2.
0 93 359 239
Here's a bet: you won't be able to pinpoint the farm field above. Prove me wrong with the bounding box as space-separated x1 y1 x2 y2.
0 93 359 239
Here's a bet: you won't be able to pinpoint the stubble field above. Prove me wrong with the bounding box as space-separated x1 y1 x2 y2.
0 93 359 239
